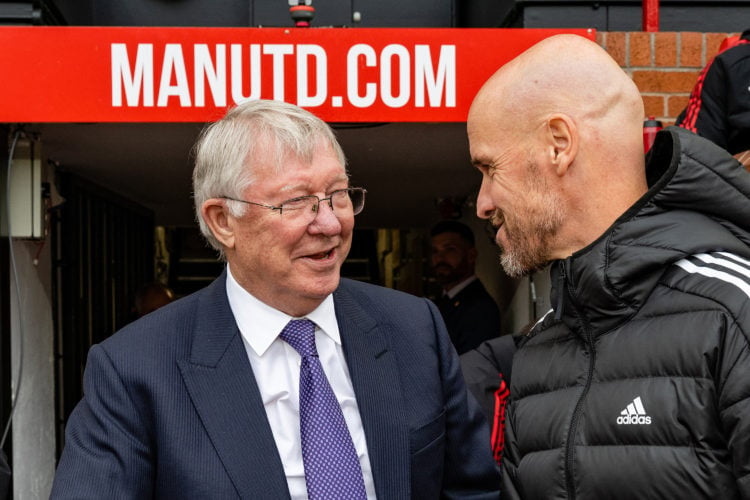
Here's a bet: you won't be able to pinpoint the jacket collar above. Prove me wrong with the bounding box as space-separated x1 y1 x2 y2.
549 127 750 336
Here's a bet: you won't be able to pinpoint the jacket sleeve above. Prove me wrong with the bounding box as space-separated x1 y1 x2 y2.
718 315 750 497
50 344 153 499
461 335 517 464
427 299 502 499
500 398 522 500
460 342 502 425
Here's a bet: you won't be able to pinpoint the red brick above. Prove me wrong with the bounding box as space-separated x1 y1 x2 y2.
605 32 627 66
607 31 628 66
654 32 677 67
679 32 703 67
668 95 690 117
596 31 605 47
632 70 700 93
630 32 652 67
642 95 665 117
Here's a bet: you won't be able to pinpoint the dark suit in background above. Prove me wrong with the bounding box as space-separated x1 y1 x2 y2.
431 220 502 355
437 278 501 354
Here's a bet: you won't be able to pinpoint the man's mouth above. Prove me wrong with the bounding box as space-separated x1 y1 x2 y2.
307 249 334 260
491 211 505 229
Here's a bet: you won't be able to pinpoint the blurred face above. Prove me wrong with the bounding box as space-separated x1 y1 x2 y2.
226 142 353 316
430 232 476 290
469 118 563 278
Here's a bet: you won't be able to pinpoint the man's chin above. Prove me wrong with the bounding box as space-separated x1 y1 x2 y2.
500 252 549 278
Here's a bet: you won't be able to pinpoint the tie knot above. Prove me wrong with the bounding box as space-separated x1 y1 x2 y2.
280 319 317 357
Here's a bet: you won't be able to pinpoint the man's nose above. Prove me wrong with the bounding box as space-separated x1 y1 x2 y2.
476 178 495 219
309 200 342 234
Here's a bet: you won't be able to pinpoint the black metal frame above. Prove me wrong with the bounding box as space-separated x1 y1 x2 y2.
51 172 154 459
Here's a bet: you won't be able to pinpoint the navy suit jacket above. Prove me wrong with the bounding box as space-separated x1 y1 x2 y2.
51 273 500 499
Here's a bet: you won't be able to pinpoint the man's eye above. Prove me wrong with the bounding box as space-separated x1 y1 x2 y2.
281 197 311 210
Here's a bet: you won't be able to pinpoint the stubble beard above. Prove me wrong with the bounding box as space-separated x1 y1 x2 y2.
498 162 563 278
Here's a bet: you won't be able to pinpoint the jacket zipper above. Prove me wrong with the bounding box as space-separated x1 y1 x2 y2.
555 262 566 320
557 260 597 500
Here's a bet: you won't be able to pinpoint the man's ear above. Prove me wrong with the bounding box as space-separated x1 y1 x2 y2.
546 114 578 176
201 199 236 250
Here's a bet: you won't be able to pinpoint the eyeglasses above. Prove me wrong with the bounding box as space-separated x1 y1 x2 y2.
221 187 367 226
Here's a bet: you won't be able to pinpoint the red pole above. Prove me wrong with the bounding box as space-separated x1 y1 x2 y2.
642 0 659 32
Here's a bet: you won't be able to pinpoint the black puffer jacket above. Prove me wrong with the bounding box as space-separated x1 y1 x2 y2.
502 127 750 499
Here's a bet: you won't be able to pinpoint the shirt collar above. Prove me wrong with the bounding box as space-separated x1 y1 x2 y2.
226 264 341 356
445 274 477 299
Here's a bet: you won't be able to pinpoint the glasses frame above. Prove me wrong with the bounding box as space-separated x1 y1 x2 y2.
221 187 367 217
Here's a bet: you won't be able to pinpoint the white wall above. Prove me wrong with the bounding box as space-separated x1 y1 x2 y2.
9 236 56 498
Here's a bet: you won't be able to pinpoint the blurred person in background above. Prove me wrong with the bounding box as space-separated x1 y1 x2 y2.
430 220 502 354
133 281 174 318
676 29 750 170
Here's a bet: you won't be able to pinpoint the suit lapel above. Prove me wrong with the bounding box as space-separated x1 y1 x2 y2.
177 273 290 499
334 283 410 499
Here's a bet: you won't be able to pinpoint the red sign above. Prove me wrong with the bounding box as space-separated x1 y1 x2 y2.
0 27 594 122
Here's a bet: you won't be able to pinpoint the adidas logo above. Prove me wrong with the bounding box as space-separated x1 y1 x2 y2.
616 396 652 425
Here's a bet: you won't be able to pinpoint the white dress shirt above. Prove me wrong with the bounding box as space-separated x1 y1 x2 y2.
226 266 376 499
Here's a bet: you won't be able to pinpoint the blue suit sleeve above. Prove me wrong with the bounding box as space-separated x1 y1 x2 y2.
51 344 154 499
428 299 502 499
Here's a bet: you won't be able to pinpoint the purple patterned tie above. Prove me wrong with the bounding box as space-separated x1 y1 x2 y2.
279 319 367 500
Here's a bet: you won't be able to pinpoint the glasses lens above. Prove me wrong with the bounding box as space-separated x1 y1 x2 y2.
280 188 366 226
329 188 365 216
349 188 365 215
278 196 318 226
280 196 315 212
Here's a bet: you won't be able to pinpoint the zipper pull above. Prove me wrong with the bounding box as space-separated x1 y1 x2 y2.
555 261 566 320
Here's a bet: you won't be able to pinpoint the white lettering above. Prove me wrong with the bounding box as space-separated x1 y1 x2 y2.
347 44 377 108
111 43 154 107
380 44 410 108
231 44 261 103
157 44 191 107
414 45 455 107
194 44 226 107
110 40 458 112
296 44 327 107
616 415 652 425
263 44 294 101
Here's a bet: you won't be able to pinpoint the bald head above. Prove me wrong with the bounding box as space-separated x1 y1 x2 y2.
470 34 644 145
468 34 649 269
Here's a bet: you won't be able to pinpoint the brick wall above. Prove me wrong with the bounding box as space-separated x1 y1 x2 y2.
598 31 739 126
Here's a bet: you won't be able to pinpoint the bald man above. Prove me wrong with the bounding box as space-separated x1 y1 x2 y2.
467 34 750 499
